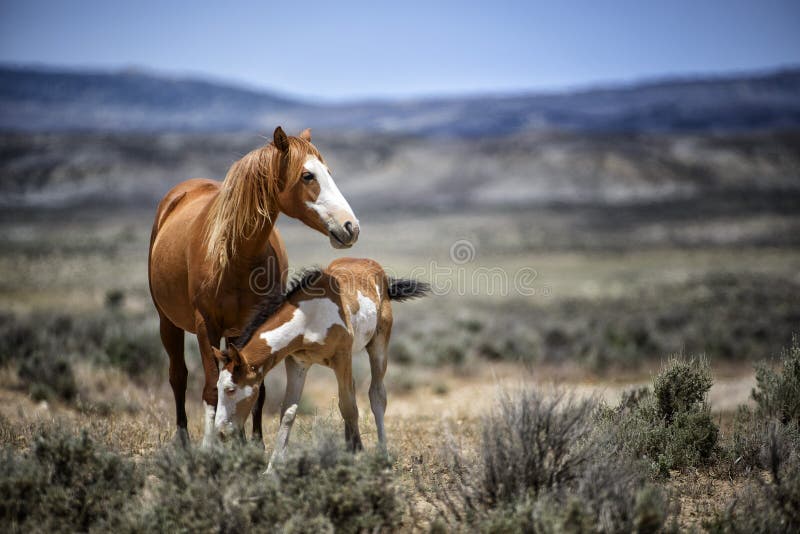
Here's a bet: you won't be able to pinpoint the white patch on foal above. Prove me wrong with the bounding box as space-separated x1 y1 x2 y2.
259 297 345 351
214 369 255 433
303 156 356 224
351 291 378 353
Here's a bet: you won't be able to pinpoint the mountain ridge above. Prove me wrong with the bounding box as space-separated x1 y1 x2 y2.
1 64 799 135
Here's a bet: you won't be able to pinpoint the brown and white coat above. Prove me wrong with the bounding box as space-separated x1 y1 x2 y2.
212 257 429 460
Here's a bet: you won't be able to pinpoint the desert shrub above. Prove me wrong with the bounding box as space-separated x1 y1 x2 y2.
397 272 798 371
127 424 402 533
0 311 164 383
475 322 540 364
432 340 466 366
477 391 596 506
424 389 671 532
726 337 800 473
603 357 718 475
17 351 76 402
389 339 414 365
269 430 401 532
102 332 163 379
0 427 143 533
654 357 713 423
706 423 800 533
0 312 72 366
485 479 672 534
104 288 125 310
752 335 800 426
728 405 766 472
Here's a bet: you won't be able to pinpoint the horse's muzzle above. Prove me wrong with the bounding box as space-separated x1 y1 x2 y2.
328 220 359 248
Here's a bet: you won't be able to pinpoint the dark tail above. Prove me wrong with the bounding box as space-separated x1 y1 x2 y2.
387 277 431 302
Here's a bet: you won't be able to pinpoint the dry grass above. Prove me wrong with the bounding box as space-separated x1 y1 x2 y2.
0 357 763 531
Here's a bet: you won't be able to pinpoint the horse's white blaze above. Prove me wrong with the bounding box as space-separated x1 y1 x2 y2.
215 369 255 431
351 291 378 353
259 297 345 350
303 156 356 224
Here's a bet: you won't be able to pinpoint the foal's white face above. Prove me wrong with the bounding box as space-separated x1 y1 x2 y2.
214 364 262 438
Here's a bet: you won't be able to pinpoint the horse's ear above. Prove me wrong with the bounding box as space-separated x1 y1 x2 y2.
212 347 227 364
273 126 290 152
299 128 312 142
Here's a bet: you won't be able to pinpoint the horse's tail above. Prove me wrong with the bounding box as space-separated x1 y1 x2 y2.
386 277 431 302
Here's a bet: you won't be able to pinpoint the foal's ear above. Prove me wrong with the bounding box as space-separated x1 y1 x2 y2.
212 347 227 365
273 126 290 152
227 344 243 366
298 128 312 142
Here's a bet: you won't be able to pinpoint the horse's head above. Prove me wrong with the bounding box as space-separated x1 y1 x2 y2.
273 127 360 249
212 345 265 439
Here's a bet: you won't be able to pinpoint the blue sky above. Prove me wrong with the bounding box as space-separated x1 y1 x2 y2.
1 0 798 100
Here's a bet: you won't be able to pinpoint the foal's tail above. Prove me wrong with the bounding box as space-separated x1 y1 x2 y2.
387 277 431 302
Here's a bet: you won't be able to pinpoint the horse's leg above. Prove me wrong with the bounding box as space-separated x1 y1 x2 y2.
160 313 189 446
196 316 221 448
367 333 389 448
267 356 308 468
250 382 266 449
333 350 362 452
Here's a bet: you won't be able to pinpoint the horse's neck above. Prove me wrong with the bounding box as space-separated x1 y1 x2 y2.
225 208 280 271
236 219 276 262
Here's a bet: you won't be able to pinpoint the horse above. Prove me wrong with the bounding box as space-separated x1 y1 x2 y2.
211 257 430 463
148 126 360 447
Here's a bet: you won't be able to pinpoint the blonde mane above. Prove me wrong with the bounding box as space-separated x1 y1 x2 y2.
205 137 321 287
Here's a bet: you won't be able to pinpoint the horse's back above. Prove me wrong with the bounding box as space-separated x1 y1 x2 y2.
149 178 220 332
151 178 219 239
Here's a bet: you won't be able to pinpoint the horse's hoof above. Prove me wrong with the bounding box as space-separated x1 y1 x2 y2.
250 436 265 451
173 428 190 448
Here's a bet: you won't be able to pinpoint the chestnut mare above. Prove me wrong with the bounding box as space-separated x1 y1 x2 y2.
148 127 359 447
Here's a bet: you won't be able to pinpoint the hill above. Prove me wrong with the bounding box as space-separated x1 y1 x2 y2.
2 65 799 135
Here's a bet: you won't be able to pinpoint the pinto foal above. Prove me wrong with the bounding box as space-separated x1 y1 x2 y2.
212 258 429 457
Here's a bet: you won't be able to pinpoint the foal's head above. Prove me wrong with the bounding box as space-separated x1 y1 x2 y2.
212 344 267 438
273 127 359 249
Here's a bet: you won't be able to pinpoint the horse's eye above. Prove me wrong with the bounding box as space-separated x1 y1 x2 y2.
301 172 315 183
225 387 236 396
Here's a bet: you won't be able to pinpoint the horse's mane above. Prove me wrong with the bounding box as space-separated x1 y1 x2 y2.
205 137 322 287
234 267 324 349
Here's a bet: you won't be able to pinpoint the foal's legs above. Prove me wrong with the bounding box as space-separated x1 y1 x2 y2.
160 313 188 446
333 350 362 451
267 356 309 469
367 333 389 447
280 356 309 418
